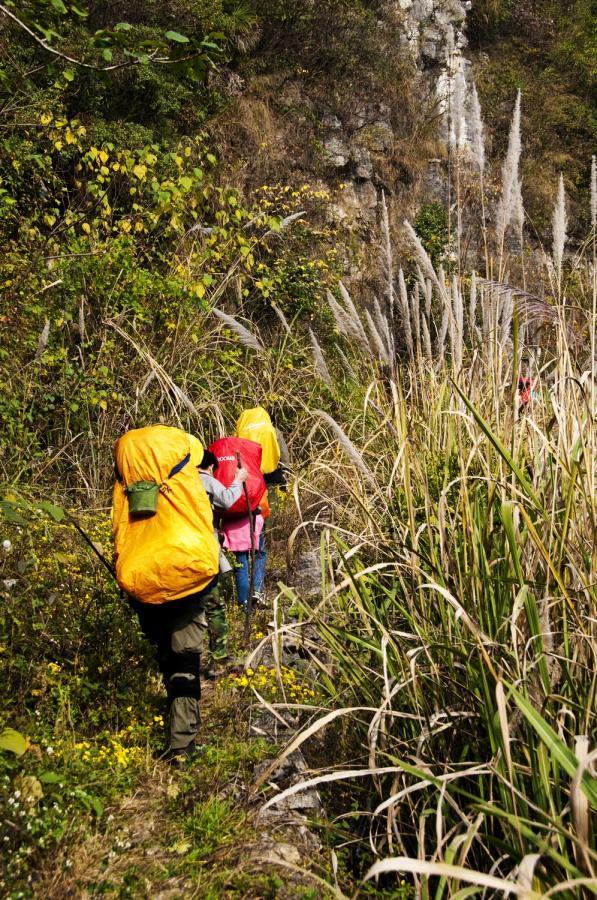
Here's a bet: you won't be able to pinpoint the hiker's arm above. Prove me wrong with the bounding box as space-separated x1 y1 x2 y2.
211 478 243 511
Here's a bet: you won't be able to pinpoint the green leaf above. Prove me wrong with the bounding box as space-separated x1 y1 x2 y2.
37 500 65 523
63 68 75 82
164 30 190 43
102 48 113 62
89 795 103 817
509 684 597 808
39 771 61 784
114 22 132 31
0 728 29 756
50 0 67 13
451 380 541 510
0 501 27 526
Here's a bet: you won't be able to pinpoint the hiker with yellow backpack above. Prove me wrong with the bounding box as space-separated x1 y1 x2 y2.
220 406 287 609
112 425 219 765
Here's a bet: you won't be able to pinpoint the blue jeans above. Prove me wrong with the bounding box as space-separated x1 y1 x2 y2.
234 530 266 608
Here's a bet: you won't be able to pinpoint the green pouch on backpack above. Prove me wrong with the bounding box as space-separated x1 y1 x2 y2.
126 480 160 518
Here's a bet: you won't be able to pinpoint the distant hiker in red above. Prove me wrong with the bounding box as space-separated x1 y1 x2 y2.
518 375 533 409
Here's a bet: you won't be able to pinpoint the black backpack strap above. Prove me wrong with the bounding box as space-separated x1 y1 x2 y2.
168 452 190 480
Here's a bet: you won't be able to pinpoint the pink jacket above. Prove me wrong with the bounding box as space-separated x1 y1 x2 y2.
221 514 264 552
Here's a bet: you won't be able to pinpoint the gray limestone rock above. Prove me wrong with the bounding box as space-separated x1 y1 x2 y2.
324 136 350 168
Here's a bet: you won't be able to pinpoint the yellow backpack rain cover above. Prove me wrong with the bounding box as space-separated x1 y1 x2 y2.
236 407 280 475
112 426 219 605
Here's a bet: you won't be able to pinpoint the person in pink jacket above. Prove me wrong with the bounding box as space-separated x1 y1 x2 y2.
221 512 266 609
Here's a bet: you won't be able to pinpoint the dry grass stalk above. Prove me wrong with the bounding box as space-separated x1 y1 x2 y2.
591 155 596 230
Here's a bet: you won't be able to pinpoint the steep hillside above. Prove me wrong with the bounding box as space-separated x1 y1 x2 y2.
0 2 595 897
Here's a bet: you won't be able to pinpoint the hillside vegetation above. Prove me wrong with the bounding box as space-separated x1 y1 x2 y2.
0 1 596 897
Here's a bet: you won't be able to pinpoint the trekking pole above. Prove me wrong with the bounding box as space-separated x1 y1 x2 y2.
237 452 255 640
66 513 117 580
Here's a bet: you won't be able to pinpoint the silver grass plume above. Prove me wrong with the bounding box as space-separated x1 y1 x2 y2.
469 271 480 338
552 173 568 286
338 281 370 348
403 220 450 308
35 319 50 360
271 302 291 334
212 308 264 353
327 291 363 343
380 190 395 320
421 311 433 359
420 272 433 320
309 328 333 389
335 343 358 380
500 289 514 345
437 290 449 363
591 156 597 229
468 83 485 173
364 309 391 365
315 410 375 485
412 282 421 358
140 369 157 396
496 91 522 250
398 268 415 360
264 210 306 239
373 297 394 360
451 275 464 369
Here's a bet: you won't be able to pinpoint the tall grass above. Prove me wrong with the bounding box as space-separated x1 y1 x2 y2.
257 99 597 895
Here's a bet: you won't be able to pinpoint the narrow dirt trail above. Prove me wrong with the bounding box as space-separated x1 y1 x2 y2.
38 603 331 899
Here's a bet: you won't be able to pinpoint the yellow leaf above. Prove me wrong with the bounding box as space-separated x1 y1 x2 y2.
135 221 145 232
65 129 76 145
174 155 183 167
54 140 63 151
193 283 206 299
133 164 147 181
120 220 131 233
40 113 52 126
98 150 109 164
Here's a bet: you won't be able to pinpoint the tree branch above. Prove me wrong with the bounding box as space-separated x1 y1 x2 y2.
0 4 209 73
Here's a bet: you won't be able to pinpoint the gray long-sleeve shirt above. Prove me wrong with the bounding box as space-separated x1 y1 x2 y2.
199 471 242 512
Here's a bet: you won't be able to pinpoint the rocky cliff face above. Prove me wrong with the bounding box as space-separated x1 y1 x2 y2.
319 0 470 246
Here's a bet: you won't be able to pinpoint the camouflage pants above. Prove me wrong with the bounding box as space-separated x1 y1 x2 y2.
133 580 229 750
203 584 229 660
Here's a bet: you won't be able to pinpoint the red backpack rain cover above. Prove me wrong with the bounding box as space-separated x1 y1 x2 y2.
208 437 266 519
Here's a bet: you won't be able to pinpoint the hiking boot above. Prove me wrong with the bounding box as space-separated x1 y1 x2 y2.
159 743 198 768
204 655 239 679
251 591 266 608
